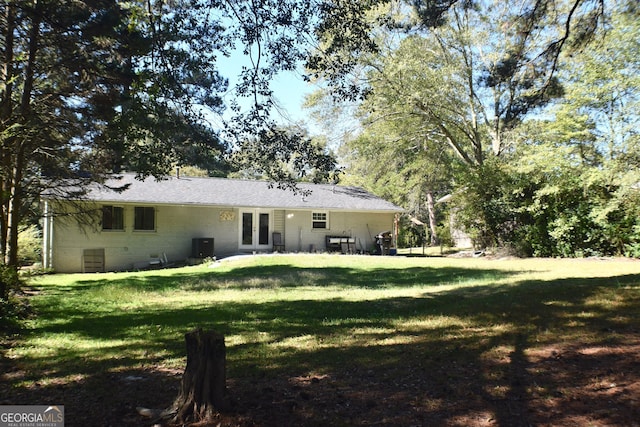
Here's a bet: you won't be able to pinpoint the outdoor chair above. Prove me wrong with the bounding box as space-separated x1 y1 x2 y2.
272 232 285 252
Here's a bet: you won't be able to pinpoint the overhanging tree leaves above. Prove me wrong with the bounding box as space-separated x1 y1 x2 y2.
309 0 605 107
0 0 239 275
231 126 339 191
0 0 332 274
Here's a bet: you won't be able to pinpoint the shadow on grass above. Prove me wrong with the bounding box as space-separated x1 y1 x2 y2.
57 263 511 293
3 263 640 426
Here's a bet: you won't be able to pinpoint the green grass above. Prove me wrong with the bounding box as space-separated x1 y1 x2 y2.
6 254 640 392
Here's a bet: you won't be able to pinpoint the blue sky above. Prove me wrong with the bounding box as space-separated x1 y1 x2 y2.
215 48 321 134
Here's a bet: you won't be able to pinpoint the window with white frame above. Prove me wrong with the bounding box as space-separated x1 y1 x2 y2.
312 212 328 229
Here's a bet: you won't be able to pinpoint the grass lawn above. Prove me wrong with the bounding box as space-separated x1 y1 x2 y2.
2 254 640 426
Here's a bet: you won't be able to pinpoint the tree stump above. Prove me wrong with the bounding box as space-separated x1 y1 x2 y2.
171 328 227 424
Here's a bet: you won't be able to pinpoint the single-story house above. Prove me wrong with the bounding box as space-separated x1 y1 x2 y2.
41 174 403 272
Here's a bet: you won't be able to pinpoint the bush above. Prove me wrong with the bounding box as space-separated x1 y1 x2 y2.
0 264 29 334
625 243 640 258
0 264 20 298
436 221 454 248
624 226 640 258
18 225 42 266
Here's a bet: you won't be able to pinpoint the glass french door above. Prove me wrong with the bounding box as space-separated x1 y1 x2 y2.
239 209 271 251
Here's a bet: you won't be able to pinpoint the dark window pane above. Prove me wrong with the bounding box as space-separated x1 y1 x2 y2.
102 206 124 230
258 213 269 245
242 212 253 245
134 207 155 230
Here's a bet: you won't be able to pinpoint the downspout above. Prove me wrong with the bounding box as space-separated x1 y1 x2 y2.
42 200 53 269
42 200 49 268
393 213 399 250
49 206 54 270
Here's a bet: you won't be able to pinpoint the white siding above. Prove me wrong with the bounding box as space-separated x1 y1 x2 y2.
283 210 395 253
48 202 398 272
50 203 240 272
273 210 285 234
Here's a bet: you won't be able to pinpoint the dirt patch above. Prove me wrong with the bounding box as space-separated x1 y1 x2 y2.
2 336 639 426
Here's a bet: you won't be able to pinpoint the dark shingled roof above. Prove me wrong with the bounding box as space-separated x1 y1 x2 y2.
76 174 403 212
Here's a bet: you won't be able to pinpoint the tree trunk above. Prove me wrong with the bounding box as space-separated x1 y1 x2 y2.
172 328 227 424
426 192 439 246
5 166 22 266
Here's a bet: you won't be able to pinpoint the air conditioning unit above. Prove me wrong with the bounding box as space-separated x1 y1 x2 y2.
192 238 214 258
